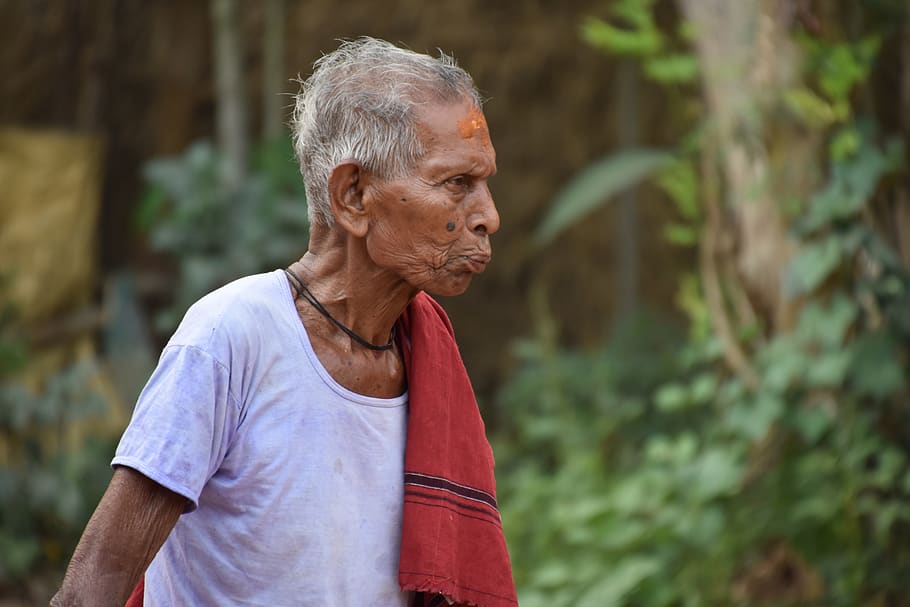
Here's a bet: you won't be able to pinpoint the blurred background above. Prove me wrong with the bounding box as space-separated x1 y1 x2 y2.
1 0 909 605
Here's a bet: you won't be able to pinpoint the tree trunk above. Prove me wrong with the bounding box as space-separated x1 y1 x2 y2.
678 0 811 333
211 0 247 191
262 0 286 140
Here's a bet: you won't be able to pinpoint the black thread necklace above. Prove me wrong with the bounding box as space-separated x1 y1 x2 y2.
283 267 396 351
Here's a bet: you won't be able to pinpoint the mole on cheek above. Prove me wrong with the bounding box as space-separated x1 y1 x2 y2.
446 221 456 232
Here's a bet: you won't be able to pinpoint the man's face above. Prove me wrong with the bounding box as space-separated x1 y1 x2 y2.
364 98 500 297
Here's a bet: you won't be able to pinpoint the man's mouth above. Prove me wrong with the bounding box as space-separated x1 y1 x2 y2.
464 254 491 273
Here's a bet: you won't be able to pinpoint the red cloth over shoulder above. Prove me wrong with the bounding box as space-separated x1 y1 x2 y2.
396 293 517 607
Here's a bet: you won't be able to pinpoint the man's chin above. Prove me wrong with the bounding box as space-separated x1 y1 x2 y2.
424 275 474 298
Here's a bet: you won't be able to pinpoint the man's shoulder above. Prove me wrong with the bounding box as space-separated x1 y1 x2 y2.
192 270 284 315
167 270 289 354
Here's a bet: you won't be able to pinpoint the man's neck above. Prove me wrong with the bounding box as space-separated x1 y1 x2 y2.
290 224 417 347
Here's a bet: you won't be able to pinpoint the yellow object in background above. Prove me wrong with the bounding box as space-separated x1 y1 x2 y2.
0 127 125 462
0 128 101 325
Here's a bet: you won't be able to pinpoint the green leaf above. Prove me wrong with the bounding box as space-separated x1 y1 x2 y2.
866 448 905 489
804 136 904 233
791 405 835 444
534 560 576 588
645 433 698 465
644 53 698 83
612 0 659 27
806 350 852 387
783 236 843 296
681 505 725 546
581 17 662 56
696 449 742 497
690 374 719 404
663 223 697 246
726 395 783 441
848 331 905 399
536 149 674 246
796 294 857 348
818 36 880 102
655 383 689 411
657 159 699 219
575 556 661 607
784 87 843 127
829 127 860 161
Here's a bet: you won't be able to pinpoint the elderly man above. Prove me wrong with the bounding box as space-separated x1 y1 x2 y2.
52 38 515 607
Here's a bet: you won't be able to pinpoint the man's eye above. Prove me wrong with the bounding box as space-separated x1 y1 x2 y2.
445 176 468 190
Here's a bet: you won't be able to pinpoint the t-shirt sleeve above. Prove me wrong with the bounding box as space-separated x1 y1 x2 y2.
112 344 239 511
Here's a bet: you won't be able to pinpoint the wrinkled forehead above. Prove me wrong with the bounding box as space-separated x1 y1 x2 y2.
414 97 489 142
408 99 496 177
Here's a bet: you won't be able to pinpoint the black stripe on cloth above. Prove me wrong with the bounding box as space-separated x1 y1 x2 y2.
405 490 502 526
404 472 498 511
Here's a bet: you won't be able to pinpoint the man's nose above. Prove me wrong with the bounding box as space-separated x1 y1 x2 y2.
467 183 500 236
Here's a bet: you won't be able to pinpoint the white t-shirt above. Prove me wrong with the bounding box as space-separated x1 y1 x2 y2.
113 270 413 606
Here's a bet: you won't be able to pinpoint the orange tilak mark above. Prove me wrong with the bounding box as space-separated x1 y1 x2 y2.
458 107 489 140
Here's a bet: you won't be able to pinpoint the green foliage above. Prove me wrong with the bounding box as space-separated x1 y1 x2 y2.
805 35 880 105
499 275 910 605
0 290 115 587
139 136 309 330
787 35 882 129
582 16 662 56
657 158 700 246
643 53 698 84
582 0 698 85
784 87 849 128
574 3 703 252
498 5 910 607
785 127 903 296
803 129 904 233
535 149 673 246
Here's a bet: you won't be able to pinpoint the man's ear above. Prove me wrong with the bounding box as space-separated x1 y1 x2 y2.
328 162 369 238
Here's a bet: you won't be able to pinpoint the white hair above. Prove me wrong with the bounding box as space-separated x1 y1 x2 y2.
291 37 482 226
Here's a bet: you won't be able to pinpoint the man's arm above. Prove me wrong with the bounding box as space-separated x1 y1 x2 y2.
50 466 186 607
